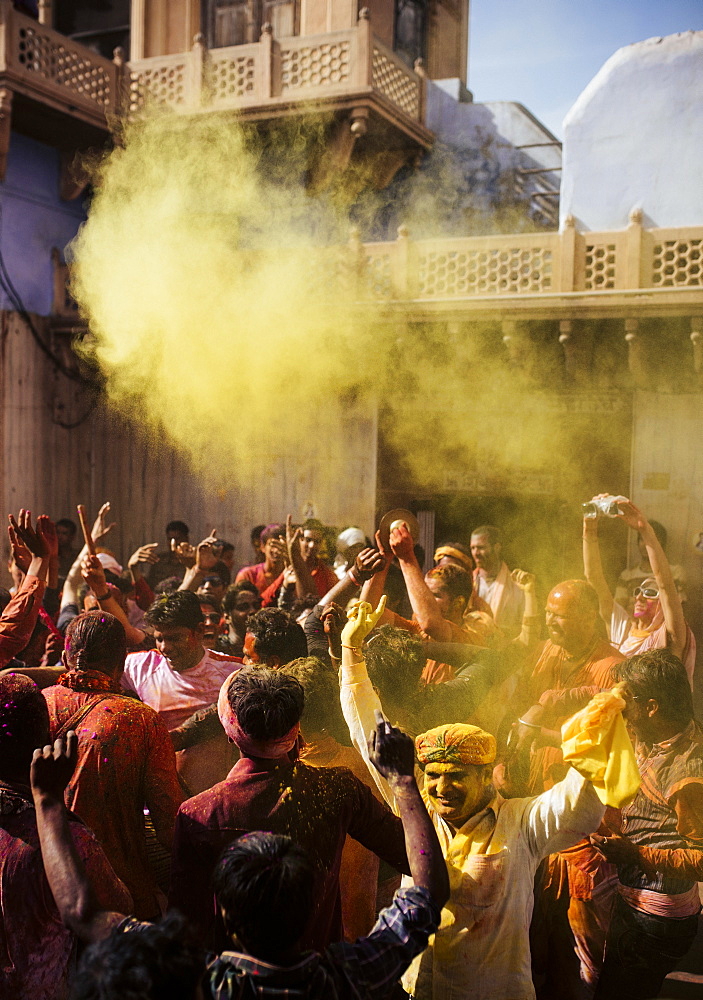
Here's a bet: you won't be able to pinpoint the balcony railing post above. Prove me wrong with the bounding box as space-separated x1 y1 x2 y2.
559 214 577 292
189 33 207 109
112 45 126 119
393 224 413 300
347 227 364 300
691 317 703 382
414 57 426 123
356 8 372 88
260 22 274 99
37 0 52 26
625 207 644 289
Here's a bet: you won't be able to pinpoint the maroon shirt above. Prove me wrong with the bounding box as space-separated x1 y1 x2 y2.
170 757 409 949
43 685 183 918
0 782 131 1000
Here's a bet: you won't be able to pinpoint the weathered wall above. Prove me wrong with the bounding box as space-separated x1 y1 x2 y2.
560 31 703 231
1 311 377 577
0 133 86 316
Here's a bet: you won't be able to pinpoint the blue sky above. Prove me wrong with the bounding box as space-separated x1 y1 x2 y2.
468 0 702 137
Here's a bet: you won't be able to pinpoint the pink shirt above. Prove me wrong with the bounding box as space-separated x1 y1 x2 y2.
122 647 240 731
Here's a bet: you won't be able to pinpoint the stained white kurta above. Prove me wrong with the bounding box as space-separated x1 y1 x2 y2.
339 658 605 1000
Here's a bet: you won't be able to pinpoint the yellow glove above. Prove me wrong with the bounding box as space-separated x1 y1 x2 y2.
561 685 641 808
341 596 386 650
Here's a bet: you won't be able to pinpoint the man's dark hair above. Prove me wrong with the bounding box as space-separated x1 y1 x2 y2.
426 563 473 603
0 674 50 774
365 624 426 704
213 832 314 962
72 912 205 1000
302 518 325 534
56 517 77 536
251 524 266 546
221 541 235 556
211 560 231 586
166 520 189 537
226 666 304 741
223 581 261 615
65 611 127 677
282 657 347 740
198 596 222 615
260 523 285 545
471 525 502 545
648 520 667 550
153 576 181 596
145 590 204 631
616 648 694 727
437 540 472 560
247 608 307 664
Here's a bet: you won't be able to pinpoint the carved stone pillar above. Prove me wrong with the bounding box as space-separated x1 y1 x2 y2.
558 319 593 386
624 317 650 388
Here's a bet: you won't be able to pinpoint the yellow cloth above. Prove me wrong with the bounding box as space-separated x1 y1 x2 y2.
561 686 640 808
416 723 496 766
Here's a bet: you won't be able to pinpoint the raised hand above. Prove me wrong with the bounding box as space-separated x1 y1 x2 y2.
511 568 536 594
614 498 648 534
195 531 219 573
354 547 387 582
37 516 59 560
341 595 386 649
321 602 345 657
91 502 117 543
286 514 303 561
7 517 32 574
389 521 415 563
171 539 196 567
81 553 107 595
9 509 50 558
31 732 78 801
128 543 159 568
373 529 393 569
368 710 415 781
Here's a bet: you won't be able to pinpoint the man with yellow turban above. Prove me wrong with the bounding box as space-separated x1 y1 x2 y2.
338 598 639 1000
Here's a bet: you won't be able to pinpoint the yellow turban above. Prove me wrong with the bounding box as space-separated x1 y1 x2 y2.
416 723 496 767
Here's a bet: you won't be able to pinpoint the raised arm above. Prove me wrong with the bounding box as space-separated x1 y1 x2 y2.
359 531 393 620
285 515 316 599
31 733 126 943
617 498 687 659
178 531 219 592
369 712 449 909
511 569 542 649
582 509 614 621
389 523 451 641
81 555 146 648
339 597 395 806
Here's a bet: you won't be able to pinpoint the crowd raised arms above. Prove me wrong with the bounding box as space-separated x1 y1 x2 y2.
0 497 700 999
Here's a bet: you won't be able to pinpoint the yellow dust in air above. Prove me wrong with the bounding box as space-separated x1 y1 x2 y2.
71 111 378 485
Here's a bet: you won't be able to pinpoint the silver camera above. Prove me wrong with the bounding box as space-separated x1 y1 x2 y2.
582 498 622 519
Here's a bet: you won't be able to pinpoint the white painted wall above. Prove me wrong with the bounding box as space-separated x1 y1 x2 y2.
560 31 703 231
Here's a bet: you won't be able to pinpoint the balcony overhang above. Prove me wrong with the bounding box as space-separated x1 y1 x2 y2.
126 15 434 190
0 1 118 182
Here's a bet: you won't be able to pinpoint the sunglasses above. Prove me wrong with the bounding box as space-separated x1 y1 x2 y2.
634 586 659 600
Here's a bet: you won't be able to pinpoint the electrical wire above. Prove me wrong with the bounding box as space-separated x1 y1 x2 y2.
0 204 104 428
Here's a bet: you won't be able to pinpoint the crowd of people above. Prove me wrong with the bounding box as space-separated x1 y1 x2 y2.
0 494 701 1000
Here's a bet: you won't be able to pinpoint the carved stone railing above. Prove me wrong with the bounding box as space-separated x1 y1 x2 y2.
0 0 119 127
126 12 425 126
347 213 703 302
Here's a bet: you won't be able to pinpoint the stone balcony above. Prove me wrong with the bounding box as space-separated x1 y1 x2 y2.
126 11 433 187
353 211 703 319
0 0 120 178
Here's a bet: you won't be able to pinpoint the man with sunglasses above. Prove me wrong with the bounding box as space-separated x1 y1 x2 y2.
583 495 694 681
220 582 263 657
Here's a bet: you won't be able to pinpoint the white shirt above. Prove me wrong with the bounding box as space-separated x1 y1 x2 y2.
122 647 239 731
339 659 604 1000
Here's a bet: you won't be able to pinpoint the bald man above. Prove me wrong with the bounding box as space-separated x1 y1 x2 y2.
513 581 626 1000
